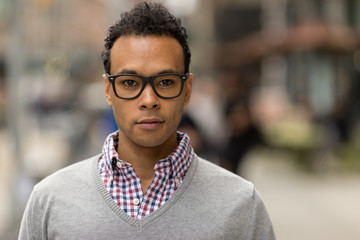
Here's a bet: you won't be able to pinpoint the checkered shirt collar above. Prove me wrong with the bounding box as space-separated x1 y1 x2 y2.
101 130 193 183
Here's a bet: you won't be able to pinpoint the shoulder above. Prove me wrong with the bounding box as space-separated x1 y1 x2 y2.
191 156 275 237
196 156 254 189
33 154 101 194
189 155 256 201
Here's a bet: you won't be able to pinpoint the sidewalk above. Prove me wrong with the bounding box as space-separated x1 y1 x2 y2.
243 149 360 240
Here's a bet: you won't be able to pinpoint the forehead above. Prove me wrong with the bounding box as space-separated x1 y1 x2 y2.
109 35 185 75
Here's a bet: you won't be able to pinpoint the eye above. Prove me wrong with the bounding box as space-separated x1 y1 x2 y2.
158 79 174 87
122 79 138 87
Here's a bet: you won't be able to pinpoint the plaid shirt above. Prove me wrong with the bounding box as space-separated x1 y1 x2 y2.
98 131 194 219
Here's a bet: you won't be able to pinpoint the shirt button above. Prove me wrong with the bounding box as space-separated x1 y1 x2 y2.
116 162 122 168
175 178 180 184
133 198 140 205
109 176 113 183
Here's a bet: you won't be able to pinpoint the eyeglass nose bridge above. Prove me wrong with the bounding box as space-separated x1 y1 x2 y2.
138 75 158 97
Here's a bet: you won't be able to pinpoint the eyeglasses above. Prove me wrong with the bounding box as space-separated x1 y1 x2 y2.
106 73 189 100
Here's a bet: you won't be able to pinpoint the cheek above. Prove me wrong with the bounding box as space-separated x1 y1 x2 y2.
169 100 186 126
111 101 130 126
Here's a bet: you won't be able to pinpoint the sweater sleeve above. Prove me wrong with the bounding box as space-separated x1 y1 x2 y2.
246 188 276 240
18 189 42 240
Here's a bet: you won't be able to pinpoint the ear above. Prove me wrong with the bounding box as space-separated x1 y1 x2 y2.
184 73 193 106
103 74 113 106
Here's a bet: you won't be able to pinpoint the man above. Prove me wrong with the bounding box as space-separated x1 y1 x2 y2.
19 2 275 239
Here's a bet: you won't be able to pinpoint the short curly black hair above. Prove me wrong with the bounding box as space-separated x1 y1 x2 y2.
101 2 191 74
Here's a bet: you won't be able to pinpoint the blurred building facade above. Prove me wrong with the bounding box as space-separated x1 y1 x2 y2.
211 0 360 173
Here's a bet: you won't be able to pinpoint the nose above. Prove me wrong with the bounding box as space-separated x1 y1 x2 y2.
138 83 160 110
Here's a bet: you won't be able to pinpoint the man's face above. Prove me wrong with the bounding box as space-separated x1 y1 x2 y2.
104 35 193 149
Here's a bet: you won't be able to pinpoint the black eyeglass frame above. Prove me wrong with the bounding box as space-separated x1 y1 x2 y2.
106 73 189 100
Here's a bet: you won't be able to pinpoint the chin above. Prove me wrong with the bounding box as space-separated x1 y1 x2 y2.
133 136 166 148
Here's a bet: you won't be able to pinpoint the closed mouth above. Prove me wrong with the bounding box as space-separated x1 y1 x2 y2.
136 118 165 130
137 118 164 124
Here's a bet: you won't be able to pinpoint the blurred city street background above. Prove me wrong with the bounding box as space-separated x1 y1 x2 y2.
1 0 360 239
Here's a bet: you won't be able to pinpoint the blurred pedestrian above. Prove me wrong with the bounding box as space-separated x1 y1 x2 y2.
221 99 263 175
19 2 275 239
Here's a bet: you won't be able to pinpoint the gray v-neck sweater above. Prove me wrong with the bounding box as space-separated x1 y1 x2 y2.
19 154 275 240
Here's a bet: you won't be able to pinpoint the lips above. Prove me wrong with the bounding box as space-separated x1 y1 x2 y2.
136 118 164 129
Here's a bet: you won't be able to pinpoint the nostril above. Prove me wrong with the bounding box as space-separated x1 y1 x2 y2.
140 103 159 109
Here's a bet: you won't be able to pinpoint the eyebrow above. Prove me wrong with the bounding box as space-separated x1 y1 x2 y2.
117 69 137 75
115 68 178 75
157 69 177 74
